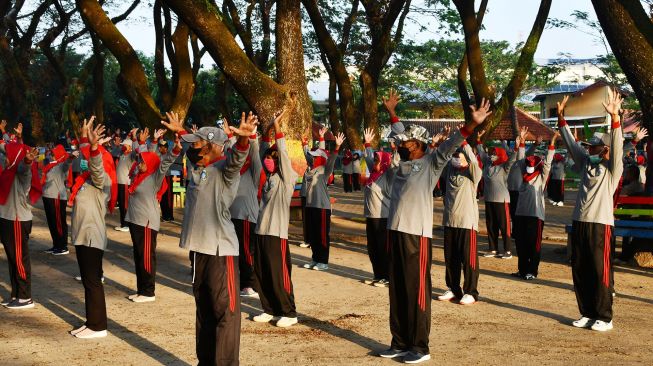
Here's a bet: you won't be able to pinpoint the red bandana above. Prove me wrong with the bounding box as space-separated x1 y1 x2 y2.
68 145 118 212
128 152 168 202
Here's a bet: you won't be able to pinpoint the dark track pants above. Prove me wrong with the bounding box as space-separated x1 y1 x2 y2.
76 245 107 331
443 227 479 300
43 196 68 250
305 207 331 264
508 190 519 219
366 217 389 280
547 179 565 203
485 201 512 253
232 219 257 290
160 175 175 221
352 173 361 191
128 223 158 297
192 252 240 366
301 197 309 245
514 216 543 277
117 183 129 227
388 230 431 355
343 173 352 192
254 235 296 317
570 221 613 322
0 218 32 299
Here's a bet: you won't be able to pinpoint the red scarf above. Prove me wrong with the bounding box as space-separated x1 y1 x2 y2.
343 150 353 166
128 152 168 202
41 144 69 186
522 155 543 183
240 155 252 175
491 147 508 166
68 146 118 212
0 143 42 205
366 151 392 186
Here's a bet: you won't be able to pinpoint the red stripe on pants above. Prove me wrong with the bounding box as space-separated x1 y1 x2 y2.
504 201 511 237
144 226 151 274
14 219 26 280
226 256 236 312
470 230 477 270
281 239 291 294
418 237 427 311
535 220 543 252
603 226 611 288
244 222 253 266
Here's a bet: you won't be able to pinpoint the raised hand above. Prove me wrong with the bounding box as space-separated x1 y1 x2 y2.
161 111 184 133
153 128 166 140
70 150 80 159
191 124 199 133
477 129 486 141
382 88 401 117
0 119 6 132
335 132 346 148
319 126 328 138
81 116 96 138
221 118 230 133
602 88 623 116
88 122 107 148
230 111 259 137
519 126 529 141
469 98 492 127
363 128 375 144
99 136 112 146
129 127 139 139
557 95 569 118
138 127 150 142
14 122 23 136
24 147 39 163
634 127 649 143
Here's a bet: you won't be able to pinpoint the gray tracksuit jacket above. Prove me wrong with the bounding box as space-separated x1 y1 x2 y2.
42 159 72 200
256 136 299 239
508 143 536 191
443 143 482 230
229 137 262 224
478 144 520 203
363 147 398 219
515 147 555 221
559 119 623 226
304 144 338 210
179 141 249 256
0 161 33 222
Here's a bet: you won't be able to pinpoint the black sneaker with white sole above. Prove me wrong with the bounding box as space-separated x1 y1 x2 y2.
5 299 34 309
44 247 56 254
403 352 431 364
1 297 16 306
378 348 408 358
52 248 70 255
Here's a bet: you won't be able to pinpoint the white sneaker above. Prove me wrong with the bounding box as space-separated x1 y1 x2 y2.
373 279 389 288
298 242 310 248
459 294 476 305
74 328 108 339
483 251 497 258
240 288 259 298
437 290 456 301
572 317 594 328
312 263 329 271
114 226 129 232
75 276 105 283
302 261 317 269
591 320 613 332
69 325 87 336
131 295 155 303
276 316 298 328
127 294 139 300
501 252 513 259
363 279 376 285
253 313 274 323
557 201 564 207
548 199 555 205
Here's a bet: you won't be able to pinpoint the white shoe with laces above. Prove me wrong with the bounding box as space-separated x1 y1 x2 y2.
253 313 274 323
591 320 613 332
276 316 298 328
437 290 456 301
127 294 139 300
131 295 155 303
459 294 476 305
74 328 107 339
69 325 87 336
572 317 594 328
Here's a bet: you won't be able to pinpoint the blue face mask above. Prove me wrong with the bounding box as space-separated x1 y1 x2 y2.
589 155 602 165
80 159 89 171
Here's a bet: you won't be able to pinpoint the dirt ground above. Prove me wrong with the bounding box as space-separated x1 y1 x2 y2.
1 185 652 365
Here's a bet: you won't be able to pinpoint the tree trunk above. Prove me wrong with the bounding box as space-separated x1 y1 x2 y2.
275 0 313 138
591 0 653 191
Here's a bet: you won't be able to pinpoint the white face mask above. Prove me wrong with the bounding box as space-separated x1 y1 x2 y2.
451 157 462 168
526 166 535 174
490 155 498 162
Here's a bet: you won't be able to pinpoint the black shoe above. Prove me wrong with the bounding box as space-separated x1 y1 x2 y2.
378 348 408 359
44 247 55 254
52 248 69 256
403 352 431 364
5 299 34 309
510 272 523 278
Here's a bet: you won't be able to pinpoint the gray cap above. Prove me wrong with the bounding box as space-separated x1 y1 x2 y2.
394 124 430 144
181 127 228 145
581 132 610 147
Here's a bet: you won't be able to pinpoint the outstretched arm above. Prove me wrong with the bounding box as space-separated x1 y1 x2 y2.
556 95 588 167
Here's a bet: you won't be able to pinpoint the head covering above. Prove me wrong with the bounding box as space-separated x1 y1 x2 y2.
41 144 69 186
181 127 228 146
367 151 392 186
128 152 168 202
121 138 133 147
68 145 118 212
553 153 565 162
0 143 42 205
309 148 329 168
523 155 543 183
581 132 611 147
490 147 508 166
636 155 646 166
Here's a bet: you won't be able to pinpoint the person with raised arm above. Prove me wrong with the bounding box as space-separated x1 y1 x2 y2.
124 128 182 303
302 126 343 271
512 131 556 280
436 132 483 306
342 148 354 192
0 127 40 310
114 128 146 232
42 144 78 255
378 89 489 364
162 110 258 365
252 101 301 328
361 127 397 288
68 117 117 339
476 126 521 259
151 128 180 222
557 90 624 332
